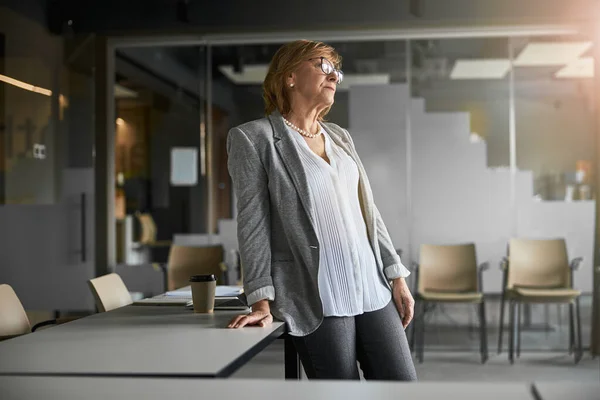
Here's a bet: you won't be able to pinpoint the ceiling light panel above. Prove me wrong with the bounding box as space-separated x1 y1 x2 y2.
219 65 268 84
115 84 139 98
450 59 511 80
514 42 592 66
337 74 390 91
555 57 594 79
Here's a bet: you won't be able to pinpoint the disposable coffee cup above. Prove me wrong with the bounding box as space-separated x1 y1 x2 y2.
189 274 217 313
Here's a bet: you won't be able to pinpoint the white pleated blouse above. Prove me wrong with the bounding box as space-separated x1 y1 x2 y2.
289 124 392 317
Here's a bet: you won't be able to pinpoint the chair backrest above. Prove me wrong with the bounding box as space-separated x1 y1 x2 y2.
507 238 570 289
418 243 478 293
136 213 157 244
88 273 133 312
0 284 31 337
167 245 224 291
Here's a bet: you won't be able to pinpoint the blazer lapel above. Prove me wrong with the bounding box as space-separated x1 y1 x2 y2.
321 123 354 157
321 123 377 249
269 112 316 229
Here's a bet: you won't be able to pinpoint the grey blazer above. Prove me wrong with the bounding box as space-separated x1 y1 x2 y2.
227 111 409 336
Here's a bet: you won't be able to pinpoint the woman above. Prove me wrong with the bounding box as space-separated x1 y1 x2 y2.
226 40 417 381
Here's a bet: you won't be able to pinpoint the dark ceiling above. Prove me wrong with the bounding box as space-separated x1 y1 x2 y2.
41 0 595 36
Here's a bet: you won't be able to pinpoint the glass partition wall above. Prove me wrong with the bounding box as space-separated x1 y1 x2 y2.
408 37 512 352
112 45 213 271
512 35 596 352
1 2 99 312
206 34 596 353
406 36 596 353
109 30 598 355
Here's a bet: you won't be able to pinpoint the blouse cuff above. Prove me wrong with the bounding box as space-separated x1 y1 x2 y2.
245 285 275 306
384 263 411 280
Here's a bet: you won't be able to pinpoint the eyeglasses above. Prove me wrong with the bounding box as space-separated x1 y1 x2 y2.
309 57 344 84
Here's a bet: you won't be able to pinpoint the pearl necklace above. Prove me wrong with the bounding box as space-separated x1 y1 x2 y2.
283 117 322 139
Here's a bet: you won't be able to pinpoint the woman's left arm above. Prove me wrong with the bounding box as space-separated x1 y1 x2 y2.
373 205 411 280
374 204 414 328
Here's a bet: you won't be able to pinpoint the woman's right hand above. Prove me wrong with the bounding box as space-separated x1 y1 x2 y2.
227 300 273 328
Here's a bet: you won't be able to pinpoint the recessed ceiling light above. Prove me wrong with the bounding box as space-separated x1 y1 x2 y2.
115 84 138 98
514 42 592 66
218 65 269 84
450 59 511 80
555 57 594 79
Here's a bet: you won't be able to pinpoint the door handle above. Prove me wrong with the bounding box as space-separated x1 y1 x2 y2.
80 192 86 262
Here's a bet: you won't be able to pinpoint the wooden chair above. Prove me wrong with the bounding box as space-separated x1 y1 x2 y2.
497 238 583 364
412 243 489 363
88 273 133 312
131 213 172 264
0 284 64 341
166 245 226 291
136 213 172 248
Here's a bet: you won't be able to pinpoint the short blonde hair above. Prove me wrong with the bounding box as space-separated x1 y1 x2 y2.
263 40 342 121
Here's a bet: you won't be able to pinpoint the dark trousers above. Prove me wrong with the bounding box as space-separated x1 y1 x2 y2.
291 300 418 381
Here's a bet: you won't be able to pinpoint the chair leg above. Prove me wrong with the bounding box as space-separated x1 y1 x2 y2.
409 303 416 354
557 304 562 333
508 300 515 364
516 303 522 359
409 320 416 354
544 304 550 339
468 304 475 339
498 289 506 354
569 302 575 355
479 300 488 364
575 297 583 364
417 300 426 363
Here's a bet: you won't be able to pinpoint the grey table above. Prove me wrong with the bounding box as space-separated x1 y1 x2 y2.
532 382 600 400
0 305 290 378
0 376 535 400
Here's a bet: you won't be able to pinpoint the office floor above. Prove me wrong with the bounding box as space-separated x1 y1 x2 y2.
233 342 599 381
233 296 599 381
415 295 595 352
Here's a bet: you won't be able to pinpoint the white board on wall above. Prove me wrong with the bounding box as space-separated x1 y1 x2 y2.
170 147 198 186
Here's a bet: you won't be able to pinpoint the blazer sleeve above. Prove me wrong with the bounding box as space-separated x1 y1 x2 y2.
227 127 275 305
341 128 411 280
373 204 411 280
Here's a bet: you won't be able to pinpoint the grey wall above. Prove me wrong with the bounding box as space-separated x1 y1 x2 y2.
0 5 62 205
66 71 95 169
349 85 411 260
349 84 595 293
231 87 265 125
149 98 206 235
420 79 595 181
325 91 349 128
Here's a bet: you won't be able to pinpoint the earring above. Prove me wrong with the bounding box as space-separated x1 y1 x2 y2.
290 83 294 88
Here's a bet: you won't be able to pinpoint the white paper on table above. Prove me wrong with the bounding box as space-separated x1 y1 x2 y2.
164 290 192 297
164 285 242 298
215 285 244 297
